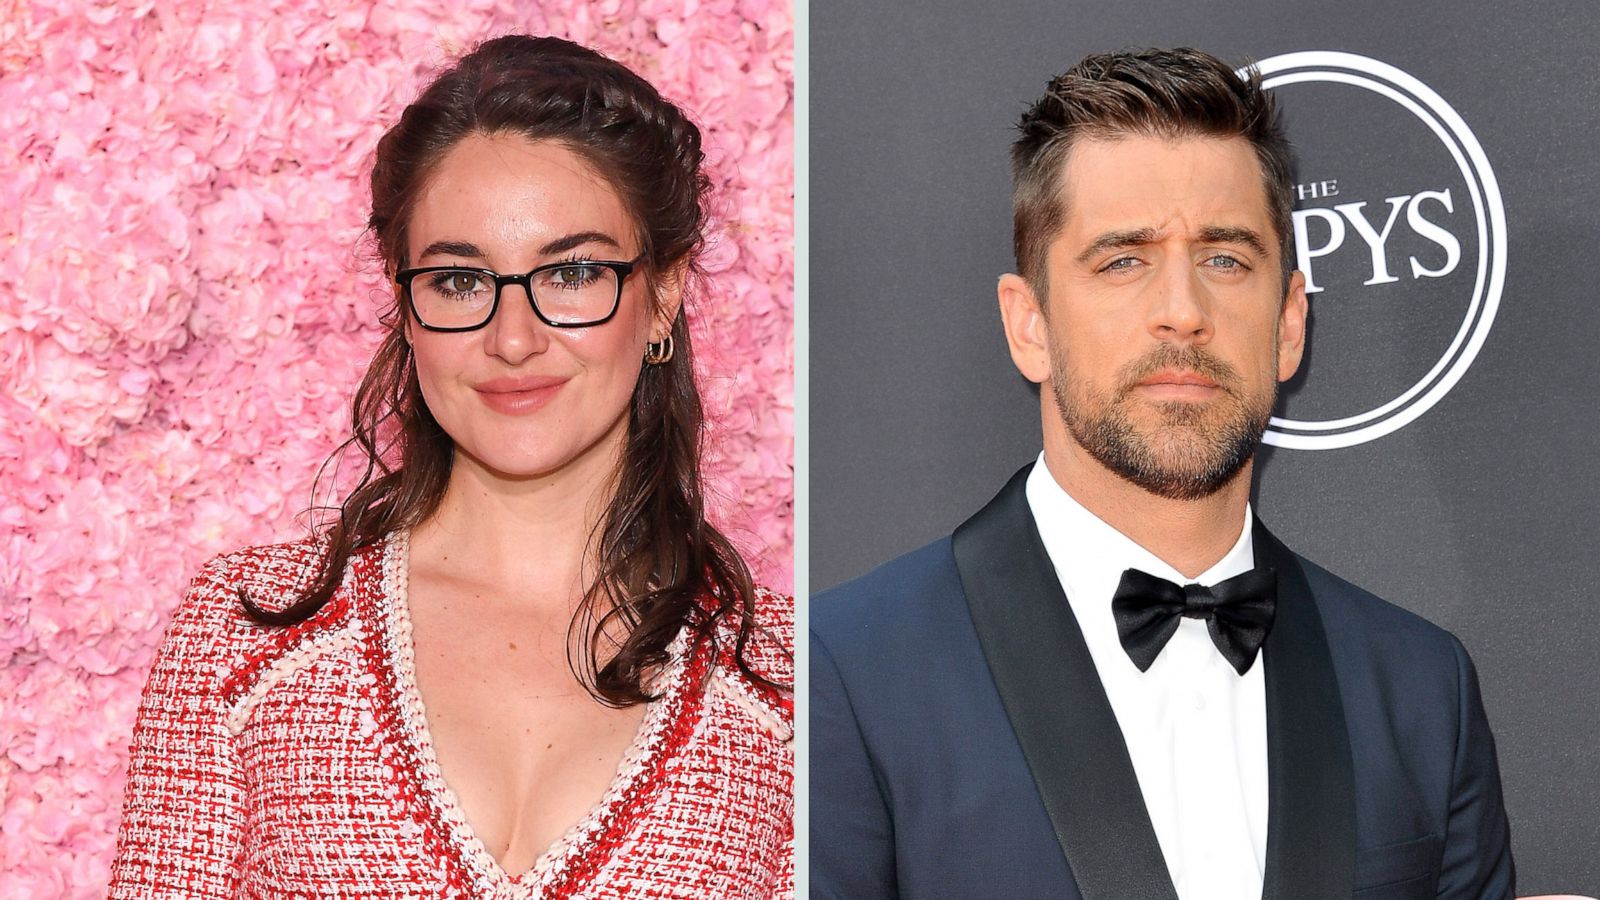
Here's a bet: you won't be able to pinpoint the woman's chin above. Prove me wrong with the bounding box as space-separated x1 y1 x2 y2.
450 440 620 488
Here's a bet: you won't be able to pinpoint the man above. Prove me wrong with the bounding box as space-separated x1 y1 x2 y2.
810 48 1513 899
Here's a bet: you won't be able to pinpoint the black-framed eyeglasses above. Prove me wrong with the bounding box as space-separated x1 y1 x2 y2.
396 254 645 331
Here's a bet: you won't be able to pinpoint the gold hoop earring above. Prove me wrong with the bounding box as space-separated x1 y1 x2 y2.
644 334 675 365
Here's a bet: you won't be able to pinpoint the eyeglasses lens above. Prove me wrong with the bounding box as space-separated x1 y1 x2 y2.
409 264 620 328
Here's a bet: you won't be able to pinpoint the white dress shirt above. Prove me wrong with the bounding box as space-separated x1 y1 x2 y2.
1024 454 1268 900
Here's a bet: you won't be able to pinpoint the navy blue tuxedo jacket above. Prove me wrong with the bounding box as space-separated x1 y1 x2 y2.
811 467 1513 899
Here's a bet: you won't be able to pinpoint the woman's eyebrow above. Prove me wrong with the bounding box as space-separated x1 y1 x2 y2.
418 232 623 263
418 240 485 261
539 231 622 255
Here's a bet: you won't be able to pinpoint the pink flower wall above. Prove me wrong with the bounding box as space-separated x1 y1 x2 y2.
0 1 793 894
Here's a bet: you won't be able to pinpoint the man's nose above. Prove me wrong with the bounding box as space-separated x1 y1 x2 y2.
1146 263 1214 345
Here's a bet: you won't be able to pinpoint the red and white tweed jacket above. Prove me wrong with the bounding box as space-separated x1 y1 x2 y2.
109 535 793 899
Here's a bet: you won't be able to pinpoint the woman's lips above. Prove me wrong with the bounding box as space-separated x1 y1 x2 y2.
474 376 569 414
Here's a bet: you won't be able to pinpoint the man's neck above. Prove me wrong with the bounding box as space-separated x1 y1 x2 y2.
1041 430 1253 581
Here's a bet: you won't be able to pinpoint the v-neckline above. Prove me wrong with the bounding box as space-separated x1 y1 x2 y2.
372 531 703 896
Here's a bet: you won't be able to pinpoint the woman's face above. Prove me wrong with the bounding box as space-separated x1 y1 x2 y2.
403 132 671 485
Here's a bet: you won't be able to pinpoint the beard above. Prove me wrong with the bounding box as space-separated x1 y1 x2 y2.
1049 342 1276 501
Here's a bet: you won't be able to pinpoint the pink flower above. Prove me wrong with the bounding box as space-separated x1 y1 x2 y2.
0 3 792 889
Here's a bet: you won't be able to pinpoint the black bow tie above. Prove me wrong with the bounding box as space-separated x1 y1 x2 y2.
1111 567 1277 675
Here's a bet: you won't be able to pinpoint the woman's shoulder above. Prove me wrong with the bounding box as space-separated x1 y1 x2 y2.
744 583 794 676
161 536 366 668
177 538 325 623
201 536 324 589
703 583 791 676
189 534 394 611
146 536 387 725
698 583 793 740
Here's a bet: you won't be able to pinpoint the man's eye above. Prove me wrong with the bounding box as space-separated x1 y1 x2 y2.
1102 257 1139 272
1206 255 1246 270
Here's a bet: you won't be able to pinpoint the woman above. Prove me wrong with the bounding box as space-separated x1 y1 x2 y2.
109 36 792 898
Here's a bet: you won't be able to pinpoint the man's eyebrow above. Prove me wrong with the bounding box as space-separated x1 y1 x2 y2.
417 231 624 263
1075 227 1161 264
1198 225 1269 257
1073 225 1271 265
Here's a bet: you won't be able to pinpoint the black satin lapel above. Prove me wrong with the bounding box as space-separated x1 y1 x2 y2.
1254 521 1356 899
953 466 1178 900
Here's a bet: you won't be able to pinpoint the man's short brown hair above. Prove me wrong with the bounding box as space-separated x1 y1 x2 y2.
1011 47 1294 295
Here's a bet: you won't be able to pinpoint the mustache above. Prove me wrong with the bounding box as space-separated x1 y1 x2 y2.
1116 345 1242 395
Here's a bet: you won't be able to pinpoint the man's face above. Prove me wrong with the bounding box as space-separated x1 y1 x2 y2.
1000 134 1307 500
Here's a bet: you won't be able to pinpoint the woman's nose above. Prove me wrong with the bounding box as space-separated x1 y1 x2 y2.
483 283 553 364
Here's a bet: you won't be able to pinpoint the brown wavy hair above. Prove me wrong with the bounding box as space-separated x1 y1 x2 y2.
243 35 773 707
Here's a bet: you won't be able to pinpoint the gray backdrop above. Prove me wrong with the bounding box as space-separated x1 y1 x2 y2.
810 0 1598 892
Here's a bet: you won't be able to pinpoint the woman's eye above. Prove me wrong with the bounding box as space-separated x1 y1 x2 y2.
426 271 487 298
547 264 599 289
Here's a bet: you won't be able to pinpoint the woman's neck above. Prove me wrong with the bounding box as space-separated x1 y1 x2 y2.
409 438 622 609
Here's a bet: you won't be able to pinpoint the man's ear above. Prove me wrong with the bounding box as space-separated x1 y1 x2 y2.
998 273 1052 384
1277 269 1309 383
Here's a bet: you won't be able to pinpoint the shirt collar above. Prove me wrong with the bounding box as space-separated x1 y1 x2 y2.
1023 452 1255 621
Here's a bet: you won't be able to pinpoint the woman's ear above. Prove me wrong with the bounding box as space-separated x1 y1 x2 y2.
652 261 689 339
397 285 413 348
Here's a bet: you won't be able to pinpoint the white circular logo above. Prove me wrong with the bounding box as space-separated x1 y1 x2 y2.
1242 52 1506 450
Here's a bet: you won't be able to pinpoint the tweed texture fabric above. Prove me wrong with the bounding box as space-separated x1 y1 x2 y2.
107 535 793 898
